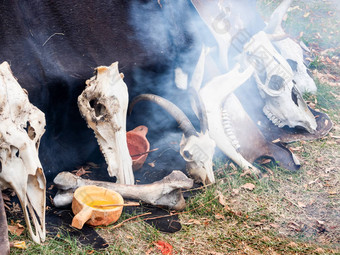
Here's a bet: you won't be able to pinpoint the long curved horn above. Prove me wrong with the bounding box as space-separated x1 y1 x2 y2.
265 0 293 34
188 88 208 133
129 94 198 138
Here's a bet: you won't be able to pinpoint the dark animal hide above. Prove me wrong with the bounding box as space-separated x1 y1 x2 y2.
0 0 205 180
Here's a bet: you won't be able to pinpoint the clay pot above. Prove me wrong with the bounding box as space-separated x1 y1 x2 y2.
126 125 150 171
71 185 124 229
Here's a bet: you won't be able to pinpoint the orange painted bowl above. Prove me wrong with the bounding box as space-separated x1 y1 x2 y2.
71 185 124 229
126 125 150 171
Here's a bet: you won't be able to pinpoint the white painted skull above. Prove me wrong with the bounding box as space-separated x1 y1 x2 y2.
264 0 317 94
78 62 134 184
180 132 216 185
0 61 46 243
244 32 317 133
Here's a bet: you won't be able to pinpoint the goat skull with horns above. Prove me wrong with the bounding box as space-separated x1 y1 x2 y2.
0 61 46 244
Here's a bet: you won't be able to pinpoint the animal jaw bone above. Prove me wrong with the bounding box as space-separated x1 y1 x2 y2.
244 31 317 133
265 0 317 94
53 171 193 210
78 62 134 184
0 61 46 244
198 63 261 176
129 94 216 185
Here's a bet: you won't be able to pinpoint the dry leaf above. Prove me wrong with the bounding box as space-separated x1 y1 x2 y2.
184 219 201 225
218 192 227 206
241 183 255 191
232 189 239 196
270 223 280 228
288 241 298 247
10 241 26 249
215 213 225 220
272 138 280 143
154 240 173 255
148 162 155 167
8 223 25 236
298 202 306 208
328 191 337 195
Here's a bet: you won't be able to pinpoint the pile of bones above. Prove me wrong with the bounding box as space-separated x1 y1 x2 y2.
0 0 332 248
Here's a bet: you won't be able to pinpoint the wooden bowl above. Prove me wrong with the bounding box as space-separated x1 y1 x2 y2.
126 125 150 171
71 185 124 229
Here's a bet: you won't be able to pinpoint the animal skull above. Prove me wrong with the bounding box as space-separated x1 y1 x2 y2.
129 94 216 185
180 132 216 184
244 31 317 133
78 62 134 184
265 0 317 94
0 61 46 243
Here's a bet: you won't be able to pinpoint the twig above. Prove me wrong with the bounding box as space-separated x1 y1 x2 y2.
109 195 220 230
111 212 152 229
93 202 140 208
130 148 159 158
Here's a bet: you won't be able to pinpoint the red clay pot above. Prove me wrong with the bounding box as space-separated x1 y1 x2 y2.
126 125 150 171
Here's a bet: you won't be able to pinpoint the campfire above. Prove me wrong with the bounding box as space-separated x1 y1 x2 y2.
0 0 335 253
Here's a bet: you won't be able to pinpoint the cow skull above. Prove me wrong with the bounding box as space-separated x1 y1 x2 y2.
0 61 46 244
129 94 216 185
265 0 317 93
78 62 134 184
244 31 317 133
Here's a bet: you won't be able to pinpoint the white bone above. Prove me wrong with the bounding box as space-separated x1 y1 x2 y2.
191 0 233 70
53 171 193 210
244 32 317 133
129 93 216 185
180 132 216 184
265 0 317 93
0 61 46 244
78 62 134 184
198 63 261 176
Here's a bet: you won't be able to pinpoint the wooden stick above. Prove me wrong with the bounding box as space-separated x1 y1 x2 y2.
111 212 152 229
130 148 159 158
92 202 140 208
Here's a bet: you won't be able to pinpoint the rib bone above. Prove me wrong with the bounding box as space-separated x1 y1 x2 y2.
53 171 193 210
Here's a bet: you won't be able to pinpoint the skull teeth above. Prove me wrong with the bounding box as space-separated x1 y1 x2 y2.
221 111 240 150
263 106 283 127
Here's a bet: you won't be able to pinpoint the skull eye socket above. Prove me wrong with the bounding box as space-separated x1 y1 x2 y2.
90 99 107 117
24 121 36 140
182 150 192 161
286 59 298 72
10 146 19 158
291 87 299 106
268 75 284 91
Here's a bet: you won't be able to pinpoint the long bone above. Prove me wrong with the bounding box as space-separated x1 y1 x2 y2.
0 61 46 244
53 171 193 210
129 94 215 185
197 63 262 176
265 0 317 93
78 62 134 184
